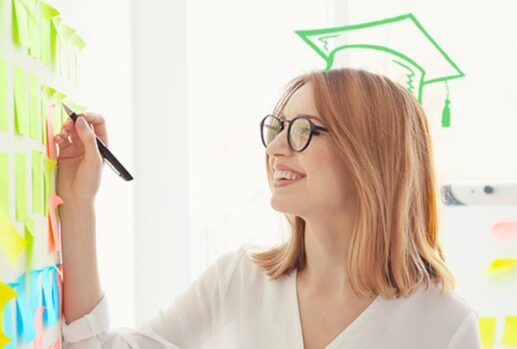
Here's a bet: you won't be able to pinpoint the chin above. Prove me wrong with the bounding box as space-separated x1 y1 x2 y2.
270 197 300 215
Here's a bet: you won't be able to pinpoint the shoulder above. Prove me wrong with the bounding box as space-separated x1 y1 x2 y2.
212 243 268 287
386 282 480 347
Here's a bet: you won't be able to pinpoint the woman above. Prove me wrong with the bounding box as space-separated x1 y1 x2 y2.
56 68 482 348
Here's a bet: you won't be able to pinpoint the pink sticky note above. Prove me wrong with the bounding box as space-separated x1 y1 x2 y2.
45 102 57 161
34 306 45 349
48 194 64 254
48 337 62 349
492 222 517 242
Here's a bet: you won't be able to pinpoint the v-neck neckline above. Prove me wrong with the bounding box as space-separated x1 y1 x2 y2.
290 268 383 349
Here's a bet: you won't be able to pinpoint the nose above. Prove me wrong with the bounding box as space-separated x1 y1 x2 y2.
265 126 292 158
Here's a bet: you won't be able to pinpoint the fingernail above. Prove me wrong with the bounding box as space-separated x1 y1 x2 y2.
78 117 87 128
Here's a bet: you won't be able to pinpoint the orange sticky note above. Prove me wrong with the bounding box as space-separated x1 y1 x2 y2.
45 101 57 160
478 317 496 348
48 194 63 253
502 316 517 346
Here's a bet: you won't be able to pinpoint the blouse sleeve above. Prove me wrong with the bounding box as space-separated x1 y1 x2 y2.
447 308 483 349
61 245 247 349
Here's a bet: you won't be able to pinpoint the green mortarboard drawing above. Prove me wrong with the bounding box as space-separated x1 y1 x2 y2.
295 13 465 128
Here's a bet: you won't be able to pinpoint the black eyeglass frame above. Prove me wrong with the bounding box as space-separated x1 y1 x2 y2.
260 114 330 152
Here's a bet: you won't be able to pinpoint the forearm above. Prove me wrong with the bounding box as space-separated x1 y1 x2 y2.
60 201 103 324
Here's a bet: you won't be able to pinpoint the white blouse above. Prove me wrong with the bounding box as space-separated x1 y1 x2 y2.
61 244 482 348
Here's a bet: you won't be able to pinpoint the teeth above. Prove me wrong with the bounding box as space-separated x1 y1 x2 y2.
274 170 302 180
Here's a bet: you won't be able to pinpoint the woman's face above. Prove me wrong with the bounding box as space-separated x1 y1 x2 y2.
266 82 356 219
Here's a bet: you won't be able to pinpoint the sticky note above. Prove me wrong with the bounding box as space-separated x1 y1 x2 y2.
502 316 517 346
28 269 41 311
478 317 496 348
0 210 28 267
31 150 43 215
29 73 41 141
24 220 35 269
48 195 63 253
0 152 9 214
0 58 7 132
3 301 16 349
482 258 517 276
39 2 59 66
12 276 36 343
13 66 29 136
492 221 517 242
15 152 28 221
41 267 57 326
45 101 57 160
27 0 39 59
0 283 17 348
12 0 29 47
43 157 56 216
34 306 44 349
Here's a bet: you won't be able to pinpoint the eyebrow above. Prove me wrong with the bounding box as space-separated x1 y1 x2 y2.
278 113 323 122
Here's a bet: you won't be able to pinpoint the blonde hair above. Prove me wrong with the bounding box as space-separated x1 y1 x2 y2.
250 67 455 299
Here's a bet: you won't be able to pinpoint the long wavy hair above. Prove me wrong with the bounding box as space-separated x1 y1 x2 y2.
250 67 455 299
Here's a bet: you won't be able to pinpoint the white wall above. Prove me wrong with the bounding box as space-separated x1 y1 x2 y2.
58 0 135 327
131 0 191 322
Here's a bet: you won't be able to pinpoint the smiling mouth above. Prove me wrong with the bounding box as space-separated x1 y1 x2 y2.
274 177 305 187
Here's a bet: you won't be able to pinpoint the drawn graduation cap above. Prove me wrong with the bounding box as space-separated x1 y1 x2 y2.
294 13 465 128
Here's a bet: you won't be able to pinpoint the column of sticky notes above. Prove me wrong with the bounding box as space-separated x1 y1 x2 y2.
478 222 517 348
0 0 87 348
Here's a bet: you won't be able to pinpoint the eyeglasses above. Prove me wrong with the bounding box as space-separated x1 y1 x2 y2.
260 114 329 152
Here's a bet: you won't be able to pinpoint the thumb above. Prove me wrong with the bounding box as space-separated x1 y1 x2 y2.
75 116 101 162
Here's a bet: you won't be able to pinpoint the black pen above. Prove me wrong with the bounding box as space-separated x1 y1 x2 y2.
62 103 134 181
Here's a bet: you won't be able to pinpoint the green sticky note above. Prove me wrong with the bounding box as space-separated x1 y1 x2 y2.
50 17 60 64
12 0 29 47
41 85 50 145
0 58 7 132
31 150 43 215
52 91 65 134
0 152 9 214
39 2 59 66
24 219 36 269
28 73 41 141
27 0 39 58
43 157 55 216
15 152 28 221
13 65 29 136
502 316 517 346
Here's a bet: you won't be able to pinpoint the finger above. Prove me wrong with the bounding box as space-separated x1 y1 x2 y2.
56 125 84 159
76 112 108 147
75 116 102 164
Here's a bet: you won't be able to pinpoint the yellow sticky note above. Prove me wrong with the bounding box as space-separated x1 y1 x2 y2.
482 258 517 276
24 219 36 269
43 157 56 216
478 317 496 348
29 73 41 141
0 58 7 132
32 150 43 215
13 65 29 136
0 210 28 267
502 316 517 346
12 0 29 47
15 152 28 221
0 153 8 214
39 2 59 66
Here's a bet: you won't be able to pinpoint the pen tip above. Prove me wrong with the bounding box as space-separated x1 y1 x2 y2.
62 103 73 116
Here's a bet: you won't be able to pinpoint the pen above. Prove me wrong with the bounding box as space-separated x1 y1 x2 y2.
62 103 134 181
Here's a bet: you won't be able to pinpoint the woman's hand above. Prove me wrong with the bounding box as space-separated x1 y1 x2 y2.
54 113 109 205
